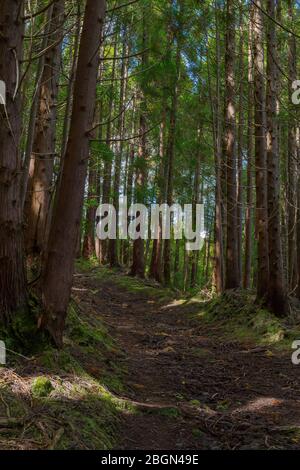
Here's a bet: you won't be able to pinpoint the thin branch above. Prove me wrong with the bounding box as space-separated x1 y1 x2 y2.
95 122 160 143
250 0 300 40
106 0 140 14
100 48 150 61
23 0 56 21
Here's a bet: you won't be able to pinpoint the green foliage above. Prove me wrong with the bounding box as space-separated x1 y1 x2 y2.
0 292 48 354
67 303 113 349
90 141 114 163
145 406 180 418
192 428 203 438
38 348 82 373
114 274 174 301
31 377 54 398
0 275 125 449
191 291 300 349
75 257 101 271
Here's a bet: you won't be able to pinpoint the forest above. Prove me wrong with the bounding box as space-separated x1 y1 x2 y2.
1 0 300 454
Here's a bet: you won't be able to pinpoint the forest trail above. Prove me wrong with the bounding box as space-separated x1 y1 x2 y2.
74 268 300 450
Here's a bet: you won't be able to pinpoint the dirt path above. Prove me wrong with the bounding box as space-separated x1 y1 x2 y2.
75 270 300 450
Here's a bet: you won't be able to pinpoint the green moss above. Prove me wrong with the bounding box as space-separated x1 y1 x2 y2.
145 406 180 418
76 260 177 301
67 303 113 349
75 257 100 272
0 383 27 419
31 377 54 397
192 428 203 438
0 382 120 449
191 290 299 350
189 399 201 406
101 372 124 393
0 264 127 450
1 292 48 354
216 399 231 411
158 407 180 418
34 392 119 450
113 275 174 301
38 348 83 373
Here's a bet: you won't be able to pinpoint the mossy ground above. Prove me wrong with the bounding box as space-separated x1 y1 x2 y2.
76 259 300 351
0 267 128 450
2 260 300 449
188 289 300 350
76 258 176 301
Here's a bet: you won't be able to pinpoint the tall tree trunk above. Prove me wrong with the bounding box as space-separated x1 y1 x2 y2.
0 0 27 322
224 0 239 289
174 239 180 274
130 97 147 277
123 98 137 267
237 9 244 284
109 28 128 267
297 137 300 298
100 40 117 264
244 5 254 288
265 0 287 315
20 5 55 210
163 38 181 286
82 162 97 259
190 126 202 288
83 61 104 260
41 0 106 347
82 115 99 259
24 0 65 257
253 0 269 301
211 0 224 294
149 114 166 282
287 0 298 292
130 18 147 278
60 1 81 175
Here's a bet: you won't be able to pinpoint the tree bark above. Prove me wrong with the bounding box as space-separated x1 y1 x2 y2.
109 27 128 267
244 5 254 289
265 0 287 315
149 117 165 282
163 38 181 286
237 9 244 285
253 0 269 301
60 1 81 177
130 17 148 278
20 5 55 210
190 126 202 288
99 40 117 264
224 0 239 289
24 0 65 257
82 121 98 259
0 0 27 323
287 0 298 292
130 98 146 278
41 0 106 347
211 0 224 294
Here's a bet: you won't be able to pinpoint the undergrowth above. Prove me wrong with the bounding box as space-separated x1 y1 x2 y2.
0 281 126 450
190 289 300 349
76 258 176 301
4 260 299 449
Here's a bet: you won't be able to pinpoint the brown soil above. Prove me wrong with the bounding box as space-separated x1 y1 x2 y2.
74 270 300 450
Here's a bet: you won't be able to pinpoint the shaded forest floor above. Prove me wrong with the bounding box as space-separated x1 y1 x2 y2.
1 262 300 449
